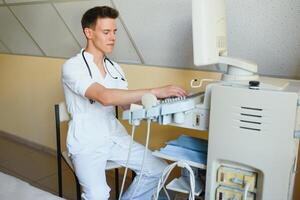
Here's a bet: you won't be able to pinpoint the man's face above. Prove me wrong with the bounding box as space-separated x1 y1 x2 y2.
85 18 117 54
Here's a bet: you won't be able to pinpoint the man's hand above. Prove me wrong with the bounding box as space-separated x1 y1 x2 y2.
151 85 187 99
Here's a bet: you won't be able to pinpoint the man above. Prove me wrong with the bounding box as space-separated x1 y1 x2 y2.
62 6 187 200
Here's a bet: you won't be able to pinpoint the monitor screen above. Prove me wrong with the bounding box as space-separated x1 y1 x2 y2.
192 0 258 81
192 0 227 66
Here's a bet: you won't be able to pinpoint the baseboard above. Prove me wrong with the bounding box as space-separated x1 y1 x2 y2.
0 130 56 156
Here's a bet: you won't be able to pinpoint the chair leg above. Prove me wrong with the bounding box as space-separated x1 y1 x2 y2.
57 157 63 197
55 104 63 197
75 176 81 200
115 168 119 199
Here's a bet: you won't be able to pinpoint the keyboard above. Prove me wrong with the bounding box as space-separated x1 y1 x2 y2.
122 92 204 121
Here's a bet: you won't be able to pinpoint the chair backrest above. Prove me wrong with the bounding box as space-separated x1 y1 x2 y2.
55 102 70 158
58 102 70 122
55 102 70 157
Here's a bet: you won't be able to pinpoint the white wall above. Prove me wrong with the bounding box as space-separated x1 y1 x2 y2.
0 0 299 78
226 0 300 79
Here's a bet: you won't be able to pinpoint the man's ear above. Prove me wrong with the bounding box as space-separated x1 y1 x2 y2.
83 28 93 39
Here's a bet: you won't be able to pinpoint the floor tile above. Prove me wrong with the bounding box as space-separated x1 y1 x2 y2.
0 166 11 174
0 136 154 200
0 137 35 164
1 150 65 181
35 167 130 200
0 166 36 186
35 168 77 200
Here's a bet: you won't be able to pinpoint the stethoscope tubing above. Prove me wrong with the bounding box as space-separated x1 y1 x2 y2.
82 50 125 81
81 50 126 104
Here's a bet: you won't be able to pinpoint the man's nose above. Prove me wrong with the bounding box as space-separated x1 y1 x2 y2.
110 33 116 41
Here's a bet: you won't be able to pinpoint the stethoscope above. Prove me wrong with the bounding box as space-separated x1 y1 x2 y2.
82 50 126 104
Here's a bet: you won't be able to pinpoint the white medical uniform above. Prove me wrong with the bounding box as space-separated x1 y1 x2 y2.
62 49 167 200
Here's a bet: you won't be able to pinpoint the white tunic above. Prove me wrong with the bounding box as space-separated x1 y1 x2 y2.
62 49 131 155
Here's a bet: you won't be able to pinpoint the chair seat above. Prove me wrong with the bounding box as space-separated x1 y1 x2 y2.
61 151 74 171
61 151 122 171
105 160 122 170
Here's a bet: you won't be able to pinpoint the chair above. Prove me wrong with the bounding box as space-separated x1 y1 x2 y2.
55 102 122 200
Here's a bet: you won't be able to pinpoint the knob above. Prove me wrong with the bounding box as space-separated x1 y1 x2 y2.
249 80 260 89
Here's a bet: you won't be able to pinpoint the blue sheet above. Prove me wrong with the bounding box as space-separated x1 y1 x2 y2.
167 135 208 153
159 135 208 165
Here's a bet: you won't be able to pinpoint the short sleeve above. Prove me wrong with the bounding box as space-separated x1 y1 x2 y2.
62 59 96 97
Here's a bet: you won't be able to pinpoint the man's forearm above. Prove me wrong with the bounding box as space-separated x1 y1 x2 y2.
96 87 153 106
85 82 186 106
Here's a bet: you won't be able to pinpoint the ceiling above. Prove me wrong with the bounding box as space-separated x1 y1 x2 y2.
0 0 193 67
0 0 299 78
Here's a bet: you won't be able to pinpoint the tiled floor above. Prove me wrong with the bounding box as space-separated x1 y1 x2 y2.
0 135 126 200
2 133 300 200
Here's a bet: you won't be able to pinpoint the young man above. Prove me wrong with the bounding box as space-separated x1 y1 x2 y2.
62 6 187 200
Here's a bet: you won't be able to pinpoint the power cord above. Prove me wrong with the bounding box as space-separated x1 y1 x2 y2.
243 182 250 200
153 161 196 200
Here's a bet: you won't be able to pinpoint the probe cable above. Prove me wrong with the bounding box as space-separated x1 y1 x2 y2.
130 118 152 199
118 124 136 200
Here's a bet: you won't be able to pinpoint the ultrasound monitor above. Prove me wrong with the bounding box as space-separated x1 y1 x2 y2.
192 0 259 81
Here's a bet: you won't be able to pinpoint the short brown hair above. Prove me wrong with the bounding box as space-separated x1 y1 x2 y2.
81 6 119 30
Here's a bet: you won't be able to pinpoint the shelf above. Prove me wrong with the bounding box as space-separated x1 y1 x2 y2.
152 151 206 169
166 176 203 196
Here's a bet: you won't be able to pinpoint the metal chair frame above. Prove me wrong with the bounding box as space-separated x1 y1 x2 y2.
55 103 121 200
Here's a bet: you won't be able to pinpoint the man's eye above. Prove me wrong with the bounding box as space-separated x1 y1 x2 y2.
104 32 109 35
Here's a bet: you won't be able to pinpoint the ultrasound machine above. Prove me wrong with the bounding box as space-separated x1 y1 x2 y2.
122 0 300 199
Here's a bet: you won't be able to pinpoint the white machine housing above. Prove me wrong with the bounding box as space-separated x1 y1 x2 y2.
192 2 299 198
122 78 300 199
205 80 300 200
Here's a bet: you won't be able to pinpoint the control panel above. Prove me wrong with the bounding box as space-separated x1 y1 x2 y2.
122 92 209 130
214 165 258 200
217 166 257 192
216 186 255 200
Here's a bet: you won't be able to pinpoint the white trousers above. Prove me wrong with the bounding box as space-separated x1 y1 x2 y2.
71 140 167 200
